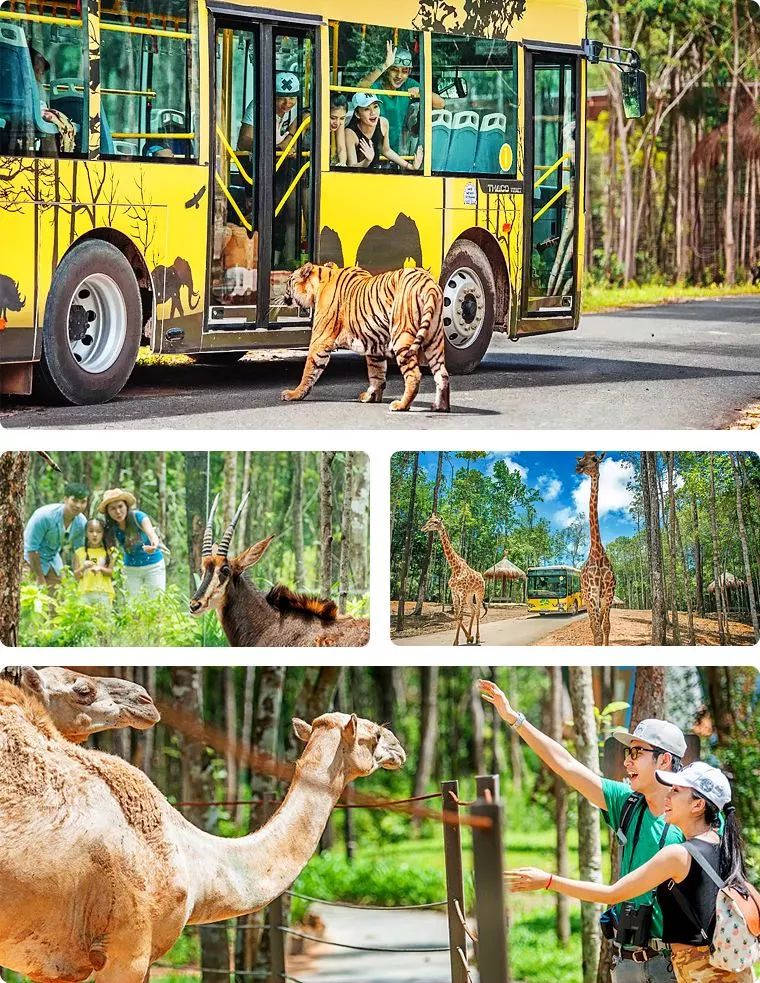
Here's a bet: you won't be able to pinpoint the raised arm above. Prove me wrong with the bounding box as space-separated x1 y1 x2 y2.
479 679 606 809
357 40 394 88
139 515 161 554
506 844 691 905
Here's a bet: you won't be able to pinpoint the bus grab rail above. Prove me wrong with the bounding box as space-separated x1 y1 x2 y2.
533 152 571 190
275 161 310 218
533 183 569 223
214 171 253 231
216 126 253 186
275 116 311 172
330 84 413 99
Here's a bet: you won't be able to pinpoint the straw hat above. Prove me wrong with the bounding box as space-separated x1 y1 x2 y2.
98 487 137 513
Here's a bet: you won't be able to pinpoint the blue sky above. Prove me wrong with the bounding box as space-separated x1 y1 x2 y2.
415 451 639 542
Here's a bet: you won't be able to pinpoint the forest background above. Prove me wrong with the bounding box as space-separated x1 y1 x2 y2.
3 665 756 983
390 451 760 645
11 451 369 647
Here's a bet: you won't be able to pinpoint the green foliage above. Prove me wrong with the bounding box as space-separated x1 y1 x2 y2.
510 909 583 983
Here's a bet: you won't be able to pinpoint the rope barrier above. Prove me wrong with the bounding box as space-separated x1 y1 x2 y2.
457 946 475 983
285 890 447 911
454 898 479 943
336 790 442 809
277 927 451 953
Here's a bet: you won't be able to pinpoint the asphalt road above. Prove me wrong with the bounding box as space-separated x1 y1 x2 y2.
2 298 759 429
290 903 457 983
393 612 586 646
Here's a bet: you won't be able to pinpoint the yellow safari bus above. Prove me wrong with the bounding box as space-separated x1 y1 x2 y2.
0 0 645 403
527 564 585 614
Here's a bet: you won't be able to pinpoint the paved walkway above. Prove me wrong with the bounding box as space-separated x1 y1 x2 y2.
394 613 586 646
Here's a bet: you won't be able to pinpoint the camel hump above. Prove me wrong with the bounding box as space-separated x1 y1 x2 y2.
0 679 58 738
267 585 338 621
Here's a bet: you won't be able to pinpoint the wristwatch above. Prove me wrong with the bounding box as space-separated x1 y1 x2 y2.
510 711 526 731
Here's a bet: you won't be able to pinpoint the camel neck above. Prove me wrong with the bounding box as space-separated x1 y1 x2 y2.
220 576 278 645
185 734 345 923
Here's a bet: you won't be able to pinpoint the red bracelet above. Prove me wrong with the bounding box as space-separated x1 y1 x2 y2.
545 874 553 890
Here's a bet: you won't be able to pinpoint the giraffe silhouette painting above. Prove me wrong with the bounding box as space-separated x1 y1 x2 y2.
421 513 487 645
576 452 617 645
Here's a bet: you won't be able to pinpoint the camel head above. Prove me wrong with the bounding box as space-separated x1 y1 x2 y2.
12 667 160 742
189 492 274 616
421 513 444 533
293 712 406 784
576 451 606 477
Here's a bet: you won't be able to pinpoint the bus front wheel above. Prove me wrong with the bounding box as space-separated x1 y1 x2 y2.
440 240 495 375
36 240 142 405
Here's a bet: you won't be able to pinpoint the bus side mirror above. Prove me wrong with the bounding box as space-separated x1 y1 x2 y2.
621 69 647 119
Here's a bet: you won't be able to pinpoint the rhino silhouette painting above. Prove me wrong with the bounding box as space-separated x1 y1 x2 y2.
0 273 25 325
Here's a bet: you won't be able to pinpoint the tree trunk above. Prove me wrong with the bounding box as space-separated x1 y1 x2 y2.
414 451 444 615
631 667 666 724
395 452 420 632
293 453 305 590
184 452 210 596
469 666 485 776
224 667 238 804
156 451 168 540
319 452 336 597
724 0 739 284
506 667 524 794
413 667 439 831
338 452 355 614
567 667 602 983
550 667 570 946
236 666 256 825
691 493 705 617
0 452 31 646
732 453 758 640
223 450 239 528
240 450 253 549
641 453 666 644
708 453 727 644
665 453 681 644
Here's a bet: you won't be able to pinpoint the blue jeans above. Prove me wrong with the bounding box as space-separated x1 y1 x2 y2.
612 951 677 983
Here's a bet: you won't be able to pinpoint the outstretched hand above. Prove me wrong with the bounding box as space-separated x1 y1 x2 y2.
359 136 375 162
478 679 516 724
382 40 396 70
505 868 552 893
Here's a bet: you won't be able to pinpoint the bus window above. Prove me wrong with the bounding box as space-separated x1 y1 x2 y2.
101 0 197 159
430 35 517 176
328 22 423 172
0 3 86 157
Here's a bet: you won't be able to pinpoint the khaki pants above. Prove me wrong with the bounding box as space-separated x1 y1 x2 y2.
671 947 755 983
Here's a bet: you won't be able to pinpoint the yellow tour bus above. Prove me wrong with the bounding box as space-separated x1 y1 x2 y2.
527 564 585 615
0 0 645 403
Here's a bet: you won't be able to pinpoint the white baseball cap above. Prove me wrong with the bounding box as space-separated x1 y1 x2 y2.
656 761 732 810
613 718 687 758
350 91 382 114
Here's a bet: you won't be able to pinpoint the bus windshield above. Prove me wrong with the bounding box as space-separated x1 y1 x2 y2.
527 572 569 598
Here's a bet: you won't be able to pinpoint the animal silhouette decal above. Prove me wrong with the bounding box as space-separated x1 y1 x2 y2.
0 274 26 325
356 214 423 274
152 257 200 318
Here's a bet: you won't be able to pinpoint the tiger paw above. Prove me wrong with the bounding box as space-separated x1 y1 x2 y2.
281 388 303 402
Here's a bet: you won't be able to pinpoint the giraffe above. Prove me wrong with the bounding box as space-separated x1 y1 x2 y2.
576 451 617 646
421 513 487 645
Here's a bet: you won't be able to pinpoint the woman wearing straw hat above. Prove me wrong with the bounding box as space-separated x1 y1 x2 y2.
99 489 166 597
506 762 760 982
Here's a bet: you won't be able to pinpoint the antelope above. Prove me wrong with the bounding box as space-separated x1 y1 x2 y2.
188 494 370 647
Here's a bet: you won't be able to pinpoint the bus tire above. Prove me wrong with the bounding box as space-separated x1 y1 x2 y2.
36 240 142 405
440 239 495 375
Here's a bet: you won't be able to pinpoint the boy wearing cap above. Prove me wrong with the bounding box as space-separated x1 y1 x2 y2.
480 680 685 982
24 483 89 586
359 41 444 154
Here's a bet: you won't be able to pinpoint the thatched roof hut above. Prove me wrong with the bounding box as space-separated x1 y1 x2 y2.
612 595 626 608
707 572 746 593
484 554 527 583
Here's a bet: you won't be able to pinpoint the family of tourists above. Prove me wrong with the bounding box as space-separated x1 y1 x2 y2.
479 681 760 983
23 483 167 605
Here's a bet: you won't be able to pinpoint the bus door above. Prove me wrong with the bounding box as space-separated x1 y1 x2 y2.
207 14 318 336
521 49 580 324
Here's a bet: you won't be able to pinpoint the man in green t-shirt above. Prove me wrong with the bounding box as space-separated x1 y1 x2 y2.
480 680 686 983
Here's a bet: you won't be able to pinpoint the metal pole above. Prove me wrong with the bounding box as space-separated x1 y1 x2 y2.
442 779 469 983
472 798 509 983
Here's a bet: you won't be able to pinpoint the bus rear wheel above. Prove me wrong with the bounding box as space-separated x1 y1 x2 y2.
36 240 142 404
440 240 495 375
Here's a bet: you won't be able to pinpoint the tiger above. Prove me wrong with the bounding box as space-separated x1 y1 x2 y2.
280 262 450 412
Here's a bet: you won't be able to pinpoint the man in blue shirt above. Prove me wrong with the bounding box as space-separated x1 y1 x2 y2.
480 680 686 983
24 482 89 586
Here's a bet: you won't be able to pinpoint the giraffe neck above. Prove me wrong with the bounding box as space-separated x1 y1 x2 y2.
588 469 603 558
438 525 464 572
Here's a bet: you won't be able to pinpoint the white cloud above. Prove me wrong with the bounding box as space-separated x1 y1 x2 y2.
537 474 562 501
572 457 635 519
553 506 575 529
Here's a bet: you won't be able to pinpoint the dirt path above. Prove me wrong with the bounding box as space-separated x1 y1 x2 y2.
535 609 757 646
393 612 586 646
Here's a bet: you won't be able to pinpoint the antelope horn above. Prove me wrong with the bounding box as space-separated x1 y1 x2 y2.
217 492 250 558
202 494 220 557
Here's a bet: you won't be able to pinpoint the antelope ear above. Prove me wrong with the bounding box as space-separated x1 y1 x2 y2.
19 667 45 697
292 718 312 742
341 713 358 745
232 535 274 572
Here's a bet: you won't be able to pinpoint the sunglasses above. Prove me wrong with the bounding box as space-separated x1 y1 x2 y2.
624 746 662 762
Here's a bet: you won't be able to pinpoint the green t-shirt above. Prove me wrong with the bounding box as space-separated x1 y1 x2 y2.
371 76 418 153
601 778 684 942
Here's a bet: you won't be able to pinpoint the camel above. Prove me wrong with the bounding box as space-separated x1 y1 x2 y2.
189 494 370 646
0 682 405 983
0 666 160 741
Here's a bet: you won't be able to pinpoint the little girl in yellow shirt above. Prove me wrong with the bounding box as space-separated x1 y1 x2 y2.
73 519 115 608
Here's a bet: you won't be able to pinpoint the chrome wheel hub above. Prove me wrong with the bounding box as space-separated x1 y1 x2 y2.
67 273 127 374
442 267 486 349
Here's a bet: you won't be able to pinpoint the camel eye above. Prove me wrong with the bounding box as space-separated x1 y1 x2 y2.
72 681 96 703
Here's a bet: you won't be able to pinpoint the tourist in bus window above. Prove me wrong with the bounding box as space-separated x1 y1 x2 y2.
237 70 301 154
358 41 442 157
329 93 348 166
345 92 422 171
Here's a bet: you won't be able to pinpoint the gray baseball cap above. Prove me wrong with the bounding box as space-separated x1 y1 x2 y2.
656 761 731 810
613 718 687 758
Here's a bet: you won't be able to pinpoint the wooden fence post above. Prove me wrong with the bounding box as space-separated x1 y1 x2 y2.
471 793 509 983
268 893 286 983
442 779 469 983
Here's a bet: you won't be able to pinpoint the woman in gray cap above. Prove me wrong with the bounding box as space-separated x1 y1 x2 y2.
506 762 760 982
